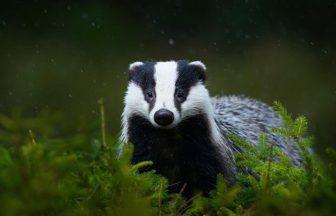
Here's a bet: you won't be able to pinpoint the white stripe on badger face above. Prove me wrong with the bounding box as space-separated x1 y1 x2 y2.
181 82 226 151
149 61 180 128
121 82 149 142
180 82 211 120
124 82 149 117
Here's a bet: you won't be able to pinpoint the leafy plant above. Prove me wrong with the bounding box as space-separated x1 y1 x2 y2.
0 102 335 215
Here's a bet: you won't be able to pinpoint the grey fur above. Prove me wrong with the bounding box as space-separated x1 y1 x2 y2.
212 96 302 165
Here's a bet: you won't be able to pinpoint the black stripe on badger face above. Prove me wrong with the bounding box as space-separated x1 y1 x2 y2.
175 60 206 112
128 62 156 110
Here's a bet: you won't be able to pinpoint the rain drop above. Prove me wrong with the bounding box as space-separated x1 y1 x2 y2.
168 39 174 45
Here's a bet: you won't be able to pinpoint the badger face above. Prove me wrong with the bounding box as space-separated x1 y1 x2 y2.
123 60 209 129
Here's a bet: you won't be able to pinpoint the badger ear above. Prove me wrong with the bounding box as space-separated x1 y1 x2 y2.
128 61 144 80
189 61 206 82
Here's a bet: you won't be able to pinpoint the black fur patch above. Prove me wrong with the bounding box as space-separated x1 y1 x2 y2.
174 60 206 112
128 113 234 197
128 62 156 110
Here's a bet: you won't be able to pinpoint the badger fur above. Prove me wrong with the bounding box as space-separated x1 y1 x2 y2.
119 60 302 197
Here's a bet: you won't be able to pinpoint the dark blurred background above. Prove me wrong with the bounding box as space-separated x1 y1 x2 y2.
0 0 335 153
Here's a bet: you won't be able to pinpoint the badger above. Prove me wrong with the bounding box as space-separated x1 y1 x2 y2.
119 60 302 197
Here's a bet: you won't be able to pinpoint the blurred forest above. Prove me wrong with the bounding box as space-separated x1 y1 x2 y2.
0 1 336 215
0 0 335 151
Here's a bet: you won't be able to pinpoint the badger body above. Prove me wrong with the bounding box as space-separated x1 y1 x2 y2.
120 60 301 197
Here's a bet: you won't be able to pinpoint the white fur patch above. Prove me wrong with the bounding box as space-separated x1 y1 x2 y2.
121 82 149 143
182 82 233 157
149 61 180 128
189 61 206 71
129 61 144 70
181 82 210 119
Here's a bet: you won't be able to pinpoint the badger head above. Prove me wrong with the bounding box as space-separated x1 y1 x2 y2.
121 60 216 142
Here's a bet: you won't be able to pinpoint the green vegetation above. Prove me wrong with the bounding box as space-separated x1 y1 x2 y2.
0 102 335 215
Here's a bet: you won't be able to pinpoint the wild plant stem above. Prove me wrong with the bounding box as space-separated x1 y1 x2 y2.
29 129 36 145
98 98 107 149
179 193 200 214
158 179 163 216
179 183 187 195
264 143 274 194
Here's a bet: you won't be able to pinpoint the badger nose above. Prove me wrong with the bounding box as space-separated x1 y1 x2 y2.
154 109 174 126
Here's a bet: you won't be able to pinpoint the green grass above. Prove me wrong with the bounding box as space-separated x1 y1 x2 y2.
0 102 335 215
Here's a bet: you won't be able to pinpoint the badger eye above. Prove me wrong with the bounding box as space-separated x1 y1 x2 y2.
175 89 185 101
147 91 153 98
145 90 154 101
177 92 184 98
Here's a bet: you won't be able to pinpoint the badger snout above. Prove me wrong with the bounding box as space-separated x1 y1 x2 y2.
154 109 174 127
